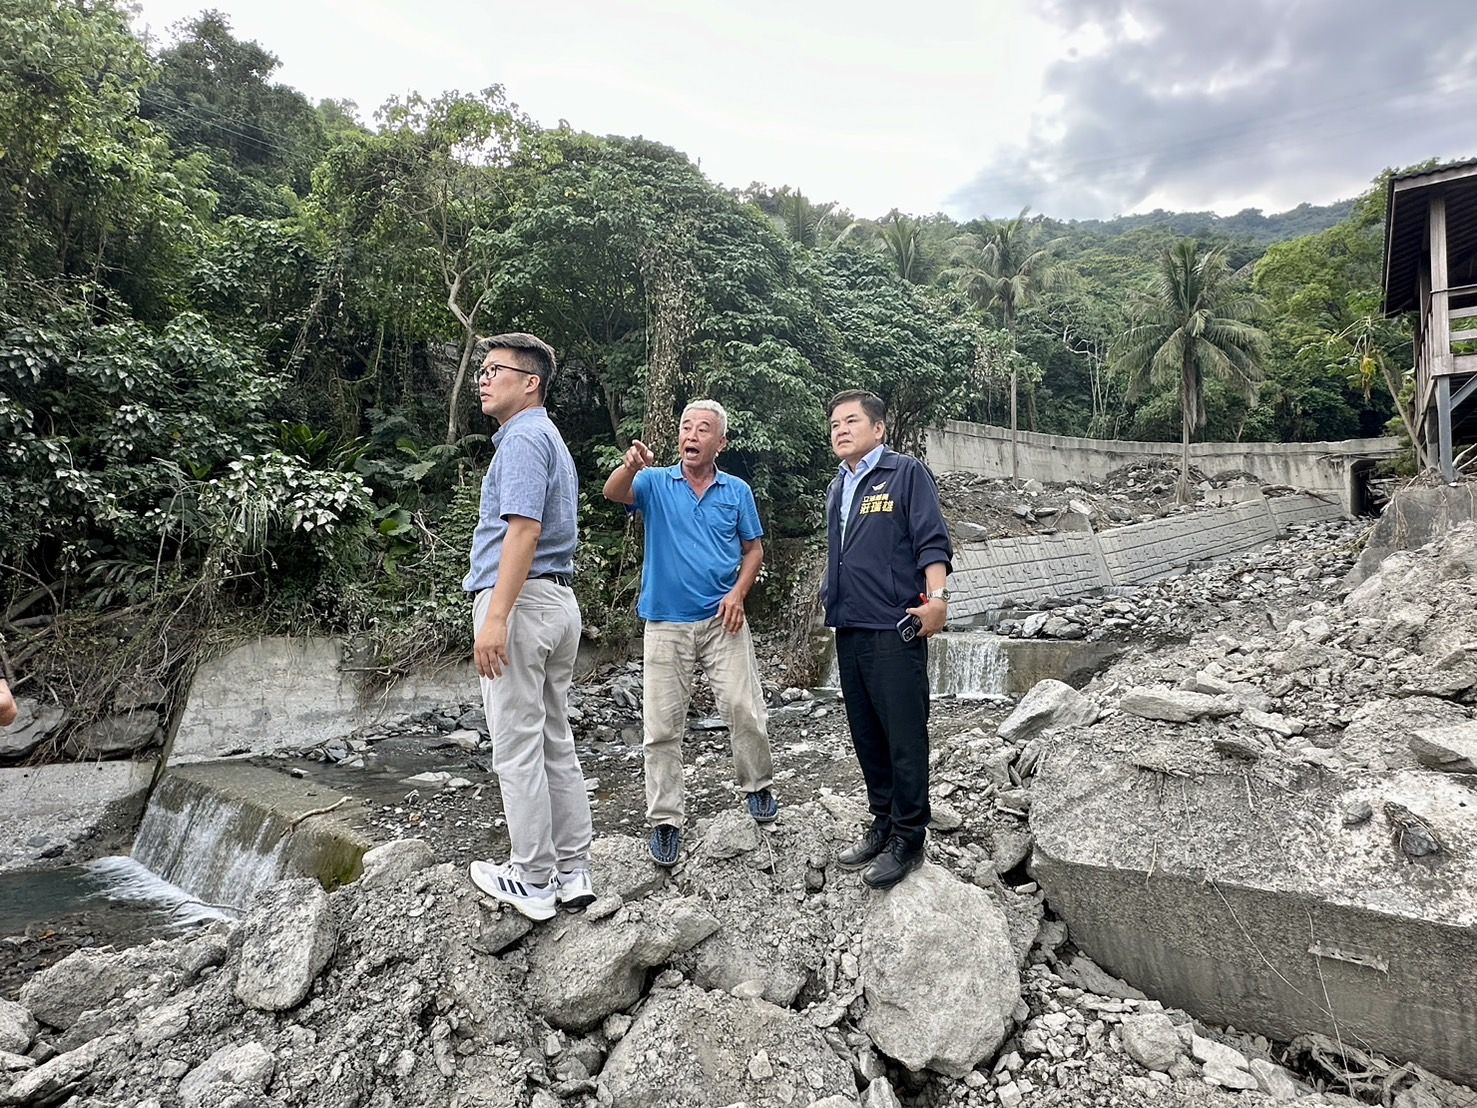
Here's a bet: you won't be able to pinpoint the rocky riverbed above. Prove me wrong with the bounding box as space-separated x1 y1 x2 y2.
3 512 1476 1107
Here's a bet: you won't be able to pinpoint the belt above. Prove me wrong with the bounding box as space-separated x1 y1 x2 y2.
530 572 573 587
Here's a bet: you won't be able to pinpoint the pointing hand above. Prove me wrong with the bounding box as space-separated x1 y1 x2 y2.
625 439 656 472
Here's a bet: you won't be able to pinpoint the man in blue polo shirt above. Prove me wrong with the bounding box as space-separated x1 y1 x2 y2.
602 400 777 866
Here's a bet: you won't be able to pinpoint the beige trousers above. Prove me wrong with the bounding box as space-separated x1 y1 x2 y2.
642 615 773 826
475 581 592 883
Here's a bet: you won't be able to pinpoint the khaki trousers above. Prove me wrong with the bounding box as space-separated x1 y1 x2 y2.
642 615 773 826
474 581 592 883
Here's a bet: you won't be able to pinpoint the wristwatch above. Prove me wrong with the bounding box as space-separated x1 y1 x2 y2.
926 588 951 603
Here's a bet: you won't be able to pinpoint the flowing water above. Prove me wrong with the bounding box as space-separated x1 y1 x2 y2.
820 630 1012 699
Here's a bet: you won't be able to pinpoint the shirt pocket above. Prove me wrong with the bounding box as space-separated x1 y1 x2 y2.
706 501 741 542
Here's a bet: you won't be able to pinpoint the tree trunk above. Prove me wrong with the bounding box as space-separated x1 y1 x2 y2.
1178 353 1193 503
1006 307 1018 480
640 238 699 460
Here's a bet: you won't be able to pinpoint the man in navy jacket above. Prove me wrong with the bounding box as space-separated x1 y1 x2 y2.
823 389 953 888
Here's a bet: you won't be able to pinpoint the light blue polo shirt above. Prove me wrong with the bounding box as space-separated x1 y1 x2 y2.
631 465 764 623
463 407 578 593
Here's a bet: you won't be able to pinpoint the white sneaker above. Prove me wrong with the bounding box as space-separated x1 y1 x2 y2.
554 866 596 911
469 860 556 921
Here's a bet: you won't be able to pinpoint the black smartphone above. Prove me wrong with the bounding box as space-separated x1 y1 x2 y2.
896 613 922 642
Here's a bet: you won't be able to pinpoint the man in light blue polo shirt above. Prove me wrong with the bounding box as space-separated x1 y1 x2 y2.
602 400 776 866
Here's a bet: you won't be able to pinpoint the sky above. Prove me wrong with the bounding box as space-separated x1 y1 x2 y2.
131 0 1477 222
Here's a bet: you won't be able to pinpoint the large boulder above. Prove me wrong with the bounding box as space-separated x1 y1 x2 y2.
19 950 134 1031
528 897 718 1031
234 879 337 1012
997 680 1099 742
178 1041 276 1108
601 984 854 1108
859 863 1019 1075
359 838 436 889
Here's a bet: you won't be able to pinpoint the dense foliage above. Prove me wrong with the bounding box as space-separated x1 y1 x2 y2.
0 1 1416 673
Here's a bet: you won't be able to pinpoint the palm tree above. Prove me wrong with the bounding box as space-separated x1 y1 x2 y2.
946 208 1063 477
1110 240 1267 501
776 191 837 248
877 210 931 284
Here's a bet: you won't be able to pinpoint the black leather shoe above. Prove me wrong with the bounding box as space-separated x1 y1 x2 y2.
837 825 889 869
862 838 924 889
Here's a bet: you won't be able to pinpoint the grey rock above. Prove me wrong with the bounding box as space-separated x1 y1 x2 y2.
19 949 133 1031
1191 1033 1250 1071
1242 708 1305 737
178 1042 276 1108
477 903 534 955
1119 1012 1183 1071
0 699 65 761
135 999 191 1049
591 835 669 901
1250 1058 1302 1100
1120 687 1236 723
1409 723 1477 773
0 1000 36 1055
701 809 760 860
928 801 963 832
0 1050 34 1075
861 1075 903 1108
690 930 807 1008
67 710 161 757
359 838 436 889
1203 1057 1259 1089
1058 954 1147 1000
527 897 718 1031
234 879 337 1012
1342 800 1373 826
602 984 853 1108
997 680 1099 743
2 1034 121 1106
860 863 1019 1076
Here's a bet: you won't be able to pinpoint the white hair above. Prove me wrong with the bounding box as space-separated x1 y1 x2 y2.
681 399 728 436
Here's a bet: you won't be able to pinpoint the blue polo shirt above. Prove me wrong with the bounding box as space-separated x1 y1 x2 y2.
630 465 764 623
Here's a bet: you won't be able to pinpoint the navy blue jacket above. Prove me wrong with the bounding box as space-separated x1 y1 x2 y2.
822 449 953 630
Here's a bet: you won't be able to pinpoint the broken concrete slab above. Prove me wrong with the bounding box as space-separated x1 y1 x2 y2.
1031 730 1477 1085
0 759 155 873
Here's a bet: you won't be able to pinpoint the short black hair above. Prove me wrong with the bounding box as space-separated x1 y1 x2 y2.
479 332 557 401
827 389 886 422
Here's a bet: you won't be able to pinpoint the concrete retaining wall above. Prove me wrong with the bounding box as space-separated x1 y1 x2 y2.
172 637 478 762
951 532 1110 611
950 493 1325 620
1095 499 1277 586
926 421 1401 512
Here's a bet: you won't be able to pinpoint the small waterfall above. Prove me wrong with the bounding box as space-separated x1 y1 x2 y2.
131 773 291 911
927 632 1010 699
817 630 1011 699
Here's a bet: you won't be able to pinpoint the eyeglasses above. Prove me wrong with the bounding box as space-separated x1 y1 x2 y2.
479 361 540 382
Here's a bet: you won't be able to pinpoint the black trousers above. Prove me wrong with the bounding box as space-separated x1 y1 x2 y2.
835 628 930 849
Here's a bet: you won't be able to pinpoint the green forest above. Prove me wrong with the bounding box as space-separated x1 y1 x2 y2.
0 1 1426 699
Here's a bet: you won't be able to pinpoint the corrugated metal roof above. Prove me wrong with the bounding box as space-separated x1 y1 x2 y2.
1383 160 1477 315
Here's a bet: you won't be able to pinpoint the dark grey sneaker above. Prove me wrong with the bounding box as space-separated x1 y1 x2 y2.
649 824 682 867
746 788 779 824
